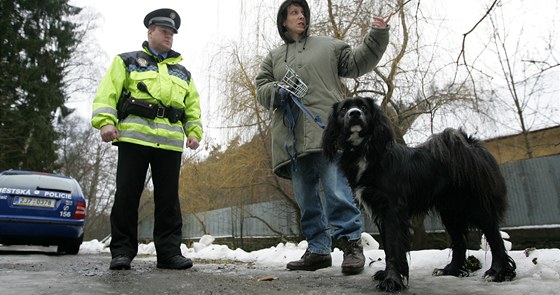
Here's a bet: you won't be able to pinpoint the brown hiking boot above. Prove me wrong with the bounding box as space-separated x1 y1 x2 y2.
341 238 365 274
287 250 332 271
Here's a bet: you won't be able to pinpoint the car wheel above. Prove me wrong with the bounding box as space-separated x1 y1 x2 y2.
57 237 82 255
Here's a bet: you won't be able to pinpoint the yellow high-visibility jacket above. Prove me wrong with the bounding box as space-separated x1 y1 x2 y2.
91 41 203 152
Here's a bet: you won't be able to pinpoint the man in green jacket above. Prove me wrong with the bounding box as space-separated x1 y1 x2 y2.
91 8 202 270
256 0 389 274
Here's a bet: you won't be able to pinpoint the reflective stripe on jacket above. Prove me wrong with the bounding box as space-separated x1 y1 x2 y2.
91 42 203 152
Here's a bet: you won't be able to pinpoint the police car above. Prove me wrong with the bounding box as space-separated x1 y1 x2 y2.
0 170 86 254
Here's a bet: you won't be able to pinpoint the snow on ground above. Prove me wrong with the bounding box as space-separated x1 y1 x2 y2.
80 232 560 288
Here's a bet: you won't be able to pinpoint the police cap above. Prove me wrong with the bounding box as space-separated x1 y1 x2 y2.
144 8 181 34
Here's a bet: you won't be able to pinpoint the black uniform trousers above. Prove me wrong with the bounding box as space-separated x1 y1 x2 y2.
110 142 183 261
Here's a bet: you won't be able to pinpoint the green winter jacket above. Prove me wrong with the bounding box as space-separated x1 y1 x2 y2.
91 41 203 152
256 28 389 179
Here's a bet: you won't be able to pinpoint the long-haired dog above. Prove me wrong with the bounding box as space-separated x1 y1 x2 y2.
322 96 516 292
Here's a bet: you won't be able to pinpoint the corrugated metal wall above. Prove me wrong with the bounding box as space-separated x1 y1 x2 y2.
138 155 560 240
500 155 560 227
139 200 301 240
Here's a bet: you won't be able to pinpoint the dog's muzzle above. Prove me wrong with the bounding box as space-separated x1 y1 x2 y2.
344 107 365 128
344 107 366 146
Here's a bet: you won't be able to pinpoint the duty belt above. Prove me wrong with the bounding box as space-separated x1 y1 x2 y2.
118 95 185 124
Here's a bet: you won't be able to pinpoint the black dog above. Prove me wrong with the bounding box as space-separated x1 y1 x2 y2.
322 96 516 292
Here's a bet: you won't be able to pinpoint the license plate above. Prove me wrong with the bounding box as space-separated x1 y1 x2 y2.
13 196 56 208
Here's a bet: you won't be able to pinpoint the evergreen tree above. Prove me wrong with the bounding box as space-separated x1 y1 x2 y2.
0 0 81 172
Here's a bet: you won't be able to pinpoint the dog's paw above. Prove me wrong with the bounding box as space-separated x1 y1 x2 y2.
373 270 386 281
483 256 516 282
375 277 406 292
483 268 516 282
483 269 498 282
432 266 469 277
432 268 445 276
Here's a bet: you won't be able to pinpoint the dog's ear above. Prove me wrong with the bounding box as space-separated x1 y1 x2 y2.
370 100 396 147
322 102 340 161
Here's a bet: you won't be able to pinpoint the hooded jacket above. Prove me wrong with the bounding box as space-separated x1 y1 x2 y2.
255 0 389 179
91 41 203 152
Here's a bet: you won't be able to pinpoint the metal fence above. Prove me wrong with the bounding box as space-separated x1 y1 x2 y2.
138 199 301 240
138 154 560 240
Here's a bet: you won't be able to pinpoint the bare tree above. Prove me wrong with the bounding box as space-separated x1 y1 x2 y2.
447 0 559 162
56 115 117 240
478 7 558 160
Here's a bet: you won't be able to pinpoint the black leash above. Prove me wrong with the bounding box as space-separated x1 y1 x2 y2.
279 88 324 170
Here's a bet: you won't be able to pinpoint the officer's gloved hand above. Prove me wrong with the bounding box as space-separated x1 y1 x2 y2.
186 136 199 150
100 125 120 142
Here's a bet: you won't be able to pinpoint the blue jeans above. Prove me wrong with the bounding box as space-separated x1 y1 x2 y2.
290 152 363 255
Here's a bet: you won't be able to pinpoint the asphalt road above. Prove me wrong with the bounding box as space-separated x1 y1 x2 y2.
0 247 548 295
1 248 380 295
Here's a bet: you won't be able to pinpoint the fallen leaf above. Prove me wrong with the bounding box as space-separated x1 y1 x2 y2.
257 275 279 281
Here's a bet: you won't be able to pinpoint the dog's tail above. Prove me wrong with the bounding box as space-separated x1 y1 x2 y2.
424 128 508 221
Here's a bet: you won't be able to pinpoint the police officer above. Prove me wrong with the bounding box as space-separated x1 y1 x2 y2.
91 8 203 270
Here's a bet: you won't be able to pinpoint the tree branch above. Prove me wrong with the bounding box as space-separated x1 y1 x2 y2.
456 0 499 65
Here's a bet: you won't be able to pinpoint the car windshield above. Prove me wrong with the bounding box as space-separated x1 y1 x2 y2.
0 174 77 194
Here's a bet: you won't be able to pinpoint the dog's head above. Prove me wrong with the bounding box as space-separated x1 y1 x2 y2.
322 96 395 161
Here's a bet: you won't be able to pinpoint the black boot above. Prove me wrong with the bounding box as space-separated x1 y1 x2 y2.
157 255 193 269
109 255 131 270
341 238 365 274
287 250 332 271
